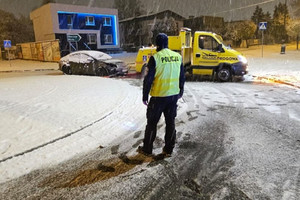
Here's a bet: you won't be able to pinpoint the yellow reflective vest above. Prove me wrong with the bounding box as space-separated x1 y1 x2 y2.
150 48 182 97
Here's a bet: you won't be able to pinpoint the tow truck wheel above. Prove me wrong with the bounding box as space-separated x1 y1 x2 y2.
217 68 231 82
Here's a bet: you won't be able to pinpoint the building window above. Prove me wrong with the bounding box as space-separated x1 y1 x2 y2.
67 15 73 29
85 16 95 26
104 34 113 44
199 36 219 51
103 17 111 26
88 34 97 44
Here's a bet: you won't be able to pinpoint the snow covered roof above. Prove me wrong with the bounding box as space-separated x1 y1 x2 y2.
119 9 186 23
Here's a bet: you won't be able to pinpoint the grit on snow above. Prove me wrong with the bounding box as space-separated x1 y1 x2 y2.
0 44 299 199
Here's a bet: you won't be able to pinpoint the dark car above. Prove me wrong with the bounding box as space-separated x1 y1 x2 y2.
59 50 128 76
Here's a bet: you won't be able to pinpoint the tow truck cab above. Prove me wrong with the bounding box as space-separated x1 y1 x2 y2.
135 28 248 82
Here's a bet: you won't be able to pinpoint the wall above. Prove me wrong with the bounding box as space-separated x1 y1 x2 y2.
30 3 120 50
17 40 61 62
30 4 55 41
50 3 120 49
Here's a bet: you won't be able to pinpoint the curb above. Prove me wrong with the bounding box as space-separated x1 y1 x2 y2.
0 69 57 73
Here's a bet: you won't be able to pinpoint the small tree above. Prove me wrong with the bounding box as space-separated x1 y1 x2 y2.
287 19 300 49
224 21 256 47
240 21 257 40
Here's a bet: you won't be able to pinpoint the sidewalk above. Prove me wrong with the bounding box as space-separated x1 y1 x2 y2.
0 52 138 73
0 60 58 73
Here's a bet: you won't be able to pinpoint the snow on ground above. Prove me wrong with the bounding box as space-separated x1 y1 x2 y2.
0 75 146 183
0 45 299 184
0 59 58 72
239 44 300 88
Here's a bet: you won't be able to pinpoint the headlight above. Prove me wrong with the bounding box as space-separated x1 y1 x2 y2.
238 55 247 64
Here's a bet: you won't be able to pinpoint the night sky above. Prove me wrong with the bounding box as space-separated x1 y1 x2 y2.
0 0 290 21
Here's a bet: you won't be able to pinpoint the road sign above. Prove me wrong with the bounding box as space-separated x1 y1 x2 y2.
259 22 267 30
67 34 82 42
259 22 268 58
3 40 11 48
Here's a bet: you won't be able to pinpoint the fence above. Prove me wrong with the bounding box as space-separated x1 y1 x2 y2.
16 40 61 62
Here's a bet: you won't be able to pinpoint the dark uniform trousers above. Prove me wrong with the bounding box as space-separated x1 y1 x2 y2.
143 95 178 154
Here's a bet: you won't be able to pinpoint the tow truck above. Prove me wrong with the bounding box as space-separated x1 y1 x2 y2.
135 28 248 82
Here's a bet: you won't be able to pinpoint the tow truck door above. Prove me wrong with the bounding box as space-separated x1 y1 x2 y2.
192 34 220 75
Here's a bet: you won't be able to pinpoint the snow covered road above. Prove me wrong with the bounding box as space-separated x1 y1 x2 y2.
0 75 146 183
0 73 299 199
0 48 300 199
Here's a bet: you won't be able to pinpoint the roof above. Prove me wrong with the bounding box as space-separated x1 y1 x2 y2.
31 3 118 18
119 10 186 23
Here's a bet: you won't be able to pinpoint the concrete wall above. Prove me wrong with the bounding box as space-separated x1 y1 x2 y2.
30 4 55 41
17 40 61 62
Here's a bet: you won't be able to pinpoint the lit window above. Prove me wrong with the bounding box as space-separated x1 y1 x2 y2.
103 17 111 26
88 34 97 44
85 16 95 26
67 15 73 29
104 34 113 44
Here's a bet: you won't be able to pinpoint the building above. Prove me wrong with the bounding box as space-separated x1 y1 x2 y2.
30 3 120 56
184 16 225 35
119 10 185 51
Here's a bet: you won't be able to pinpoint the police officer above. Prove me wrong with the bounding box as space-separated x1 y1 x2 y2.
138 33 185 157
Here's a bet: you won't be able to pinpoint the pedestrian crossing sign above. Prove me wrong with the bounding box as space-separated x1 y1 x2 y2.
143 55 147 62
3 40 11 48
259 22 267 30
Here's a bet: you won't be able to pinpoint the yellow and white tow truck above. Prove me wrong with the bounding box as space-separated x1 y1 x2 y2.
135 28 248 82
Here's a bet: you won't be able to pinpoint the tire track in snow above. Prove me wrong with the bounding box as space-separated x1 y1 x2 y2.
0 111 113 164
0 79 58 112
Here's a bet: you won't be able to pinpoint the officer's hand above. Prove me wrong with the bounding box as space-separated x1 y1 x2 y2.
143 100 148 106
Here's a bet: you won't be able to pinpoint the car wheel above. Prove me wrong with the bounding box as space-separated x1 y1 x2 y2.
96 67 109 76
61 65 67 74
64 66 72 75
217 67 231 82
